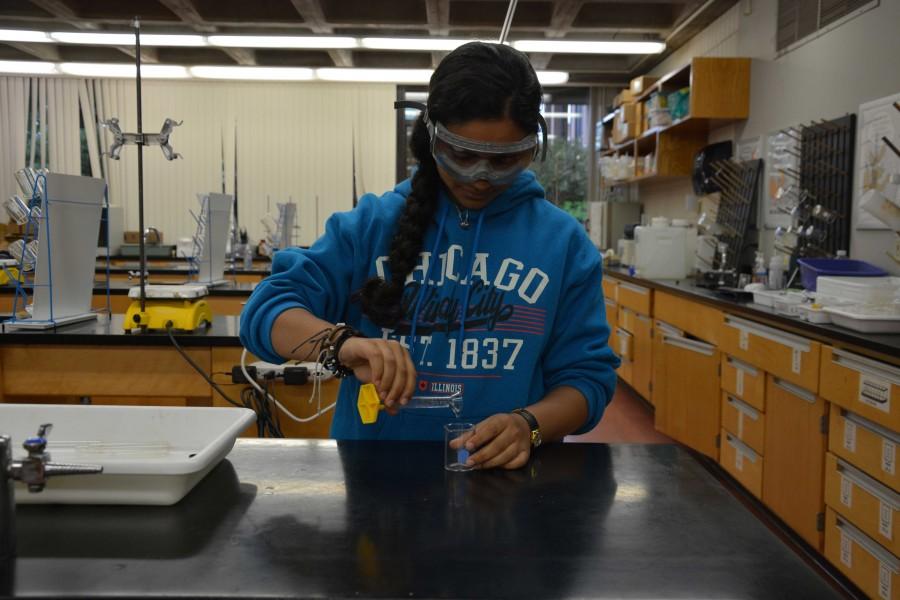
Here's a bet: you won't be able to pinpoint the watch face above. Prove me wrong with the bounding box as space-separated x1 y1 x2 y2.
531 430 542 448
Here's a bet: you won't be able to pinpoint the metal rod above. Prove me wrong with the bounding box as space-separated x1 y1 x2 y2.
883 136 900 160
233 121 239 242
134 16 146 314
498 0 518 44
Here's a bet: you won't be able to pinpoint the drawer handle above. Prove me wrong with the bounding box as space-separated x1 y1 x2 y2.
832 348 900 386
836 458 900 509
725 433 758 462
726 356 759 377
724 315 811 353
835 515 900 571
772 377 816 404
662 334 715 356
604 298 616 308
726 395 760 420
843 410 900 445
655 320 683 337
619 282 650 296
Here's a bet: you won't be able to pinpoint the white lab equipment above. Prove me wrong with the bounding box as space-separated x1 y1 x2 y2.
634 218 696 279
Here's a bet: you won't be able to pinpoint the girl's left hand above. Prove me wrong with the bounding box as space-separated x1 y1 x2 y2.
454 413 532 470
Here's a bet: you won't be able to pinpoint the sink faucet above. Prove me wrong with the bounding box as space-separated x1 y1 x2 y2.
1 424 103 560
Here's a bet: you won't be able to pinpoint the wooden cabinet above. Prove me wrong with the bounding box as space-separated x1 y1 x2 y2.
824 508 900 600
820 346 900 432
721 392 765 455
631 313 653 401
762 375 828 549
653 291 722 345
824 453 900 556
720 429 763 499
604 298 618 357
602 277 618 303
616 281 652 315
652 324 720 458
720 315 820 393
830 405 900 492
721 355 765 411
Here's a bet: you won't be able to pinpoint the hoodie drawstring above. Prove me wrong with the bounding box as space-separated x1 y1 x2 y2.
456 210 485 363
408 202 448 361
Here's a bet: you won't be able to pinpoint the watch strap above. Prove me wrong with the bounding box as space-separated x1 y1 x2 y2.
512 408 541 447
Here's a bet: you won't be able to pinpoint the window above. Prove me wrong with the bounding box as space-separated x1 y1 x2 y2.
777 0 879 53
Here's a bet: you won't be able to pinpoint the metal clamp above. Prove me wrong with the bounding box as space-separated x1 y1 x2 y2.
2 424 103 560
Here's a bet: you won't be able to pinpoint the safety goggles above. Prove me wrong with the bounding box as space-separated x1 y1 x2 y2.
396 101 548 186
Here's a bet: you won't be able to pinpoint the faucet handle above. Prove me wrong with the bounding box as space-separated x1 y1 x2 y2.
23 423 52 458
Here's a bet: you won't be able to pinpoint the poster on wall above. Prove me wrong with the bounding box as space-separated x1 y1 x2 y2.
855 92 900 229
762 131 800 229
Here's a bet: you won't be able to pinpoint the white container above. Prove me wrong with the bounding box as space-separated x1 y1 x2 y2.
795 303 832 324
2 404 255 505
634 224 691 279
823 305 900 333
815 276 899 306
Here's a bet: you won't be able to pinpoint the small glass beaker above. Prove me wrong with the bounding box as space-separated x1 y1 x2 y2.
444 422 475 472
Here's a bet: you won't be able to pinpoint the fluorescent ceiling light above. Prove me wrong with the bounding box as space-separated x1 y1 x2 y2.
536 71 569 85
59 63 189 78
360 37 481 51
404 91 428 101
0 29 51 43
0 60 57 75
207 35 357 49
543 112 583 119
190 66 315 80
317 68 433 83
513 40 665 54
51 31 206 47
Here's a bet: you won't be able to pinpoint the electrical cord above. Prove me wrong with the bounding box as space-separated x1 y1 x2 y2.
166 325 243 408
240 346 337 424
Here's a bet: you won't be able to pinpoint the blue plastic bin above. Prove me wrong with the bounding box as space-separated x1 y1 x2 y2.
797 258 888 291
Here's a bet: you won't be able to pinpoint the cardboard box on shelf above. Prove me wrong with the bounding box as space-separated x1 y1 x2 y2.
612 103 639 144
613 88 635 108
630 76 659 95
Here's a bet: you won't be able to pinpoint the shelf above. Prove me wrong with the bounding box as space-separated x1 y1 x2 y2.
635 63 691 102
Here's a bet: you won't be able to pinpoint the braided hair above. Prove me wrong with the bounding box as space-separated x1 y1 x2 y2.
356 42 543 327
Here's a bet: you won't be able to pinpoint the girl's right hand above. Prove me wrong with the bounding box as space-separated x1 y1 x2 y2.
338 337 417 414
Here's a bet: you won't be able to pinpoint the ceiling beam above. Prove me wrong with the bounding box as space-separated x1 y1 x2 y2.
528 53 553 69
158 0 217 33
547 0 583 38
425 0 450 36
27 0 99 30
221 47 256 65
115 46 160 64
6 41 60 61
430 51 447 69
328 49 353 67
289 0 332 34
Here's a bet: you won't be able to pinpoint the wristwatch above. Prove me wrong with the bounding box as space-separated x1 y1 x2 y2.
511 408 542 448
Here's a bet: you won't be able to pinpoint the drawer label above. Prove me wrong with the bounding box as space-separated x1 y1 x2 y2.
843 420 857 453
883 440 896 476
840 475 853 507
859 373 892 414
739 330 749 351
880 502 893 540
792 348 801 374
736 369 745 396
879 562 891 600
735 450 744 472
840 531 852 567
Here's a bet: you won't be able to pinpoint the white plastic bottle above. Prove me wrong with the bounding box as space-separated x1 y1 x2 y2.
753 251 767 285
768 255 785 290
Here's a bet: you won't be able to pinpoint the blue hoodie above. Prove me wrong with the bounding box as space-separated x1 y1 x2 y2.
240 171 620 440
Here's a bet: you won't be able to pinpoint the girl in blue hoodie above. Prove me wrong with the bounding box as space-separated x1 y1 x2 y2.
240 42 619 469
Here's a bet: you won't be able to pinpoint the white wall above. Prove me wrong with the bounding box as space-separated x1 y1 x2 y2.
1 76 397 248
637 0 900 273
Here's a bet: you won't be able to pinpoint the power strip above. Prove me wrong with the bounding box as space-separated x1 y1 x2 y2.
251 361 332 380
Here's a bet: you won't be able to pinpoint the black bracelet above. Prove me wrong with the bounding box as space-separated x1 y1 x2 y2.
323 324 360 378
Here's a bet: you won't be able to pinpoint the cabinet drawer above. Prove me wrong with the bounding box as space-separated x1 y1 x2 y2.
616 281 652 316
653 291 723 345
602 277 618 303
604 299 617 335
821 346 900 433
722 392 765 455
618 306 635 332
824 508 900 600
720 429 763 498
720 315 820 392
826 453 900 556
616 327 633 384
722 355 765 411
830 405 900 492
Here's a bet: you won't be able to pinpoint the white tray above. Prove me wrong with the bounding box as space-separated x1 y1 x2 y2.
128 284 209 300
2 404 255 505
822 306 900 333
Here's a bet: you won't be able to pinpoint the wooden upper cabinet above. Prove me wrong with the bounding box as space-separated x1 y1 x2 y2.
688 57 751 120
